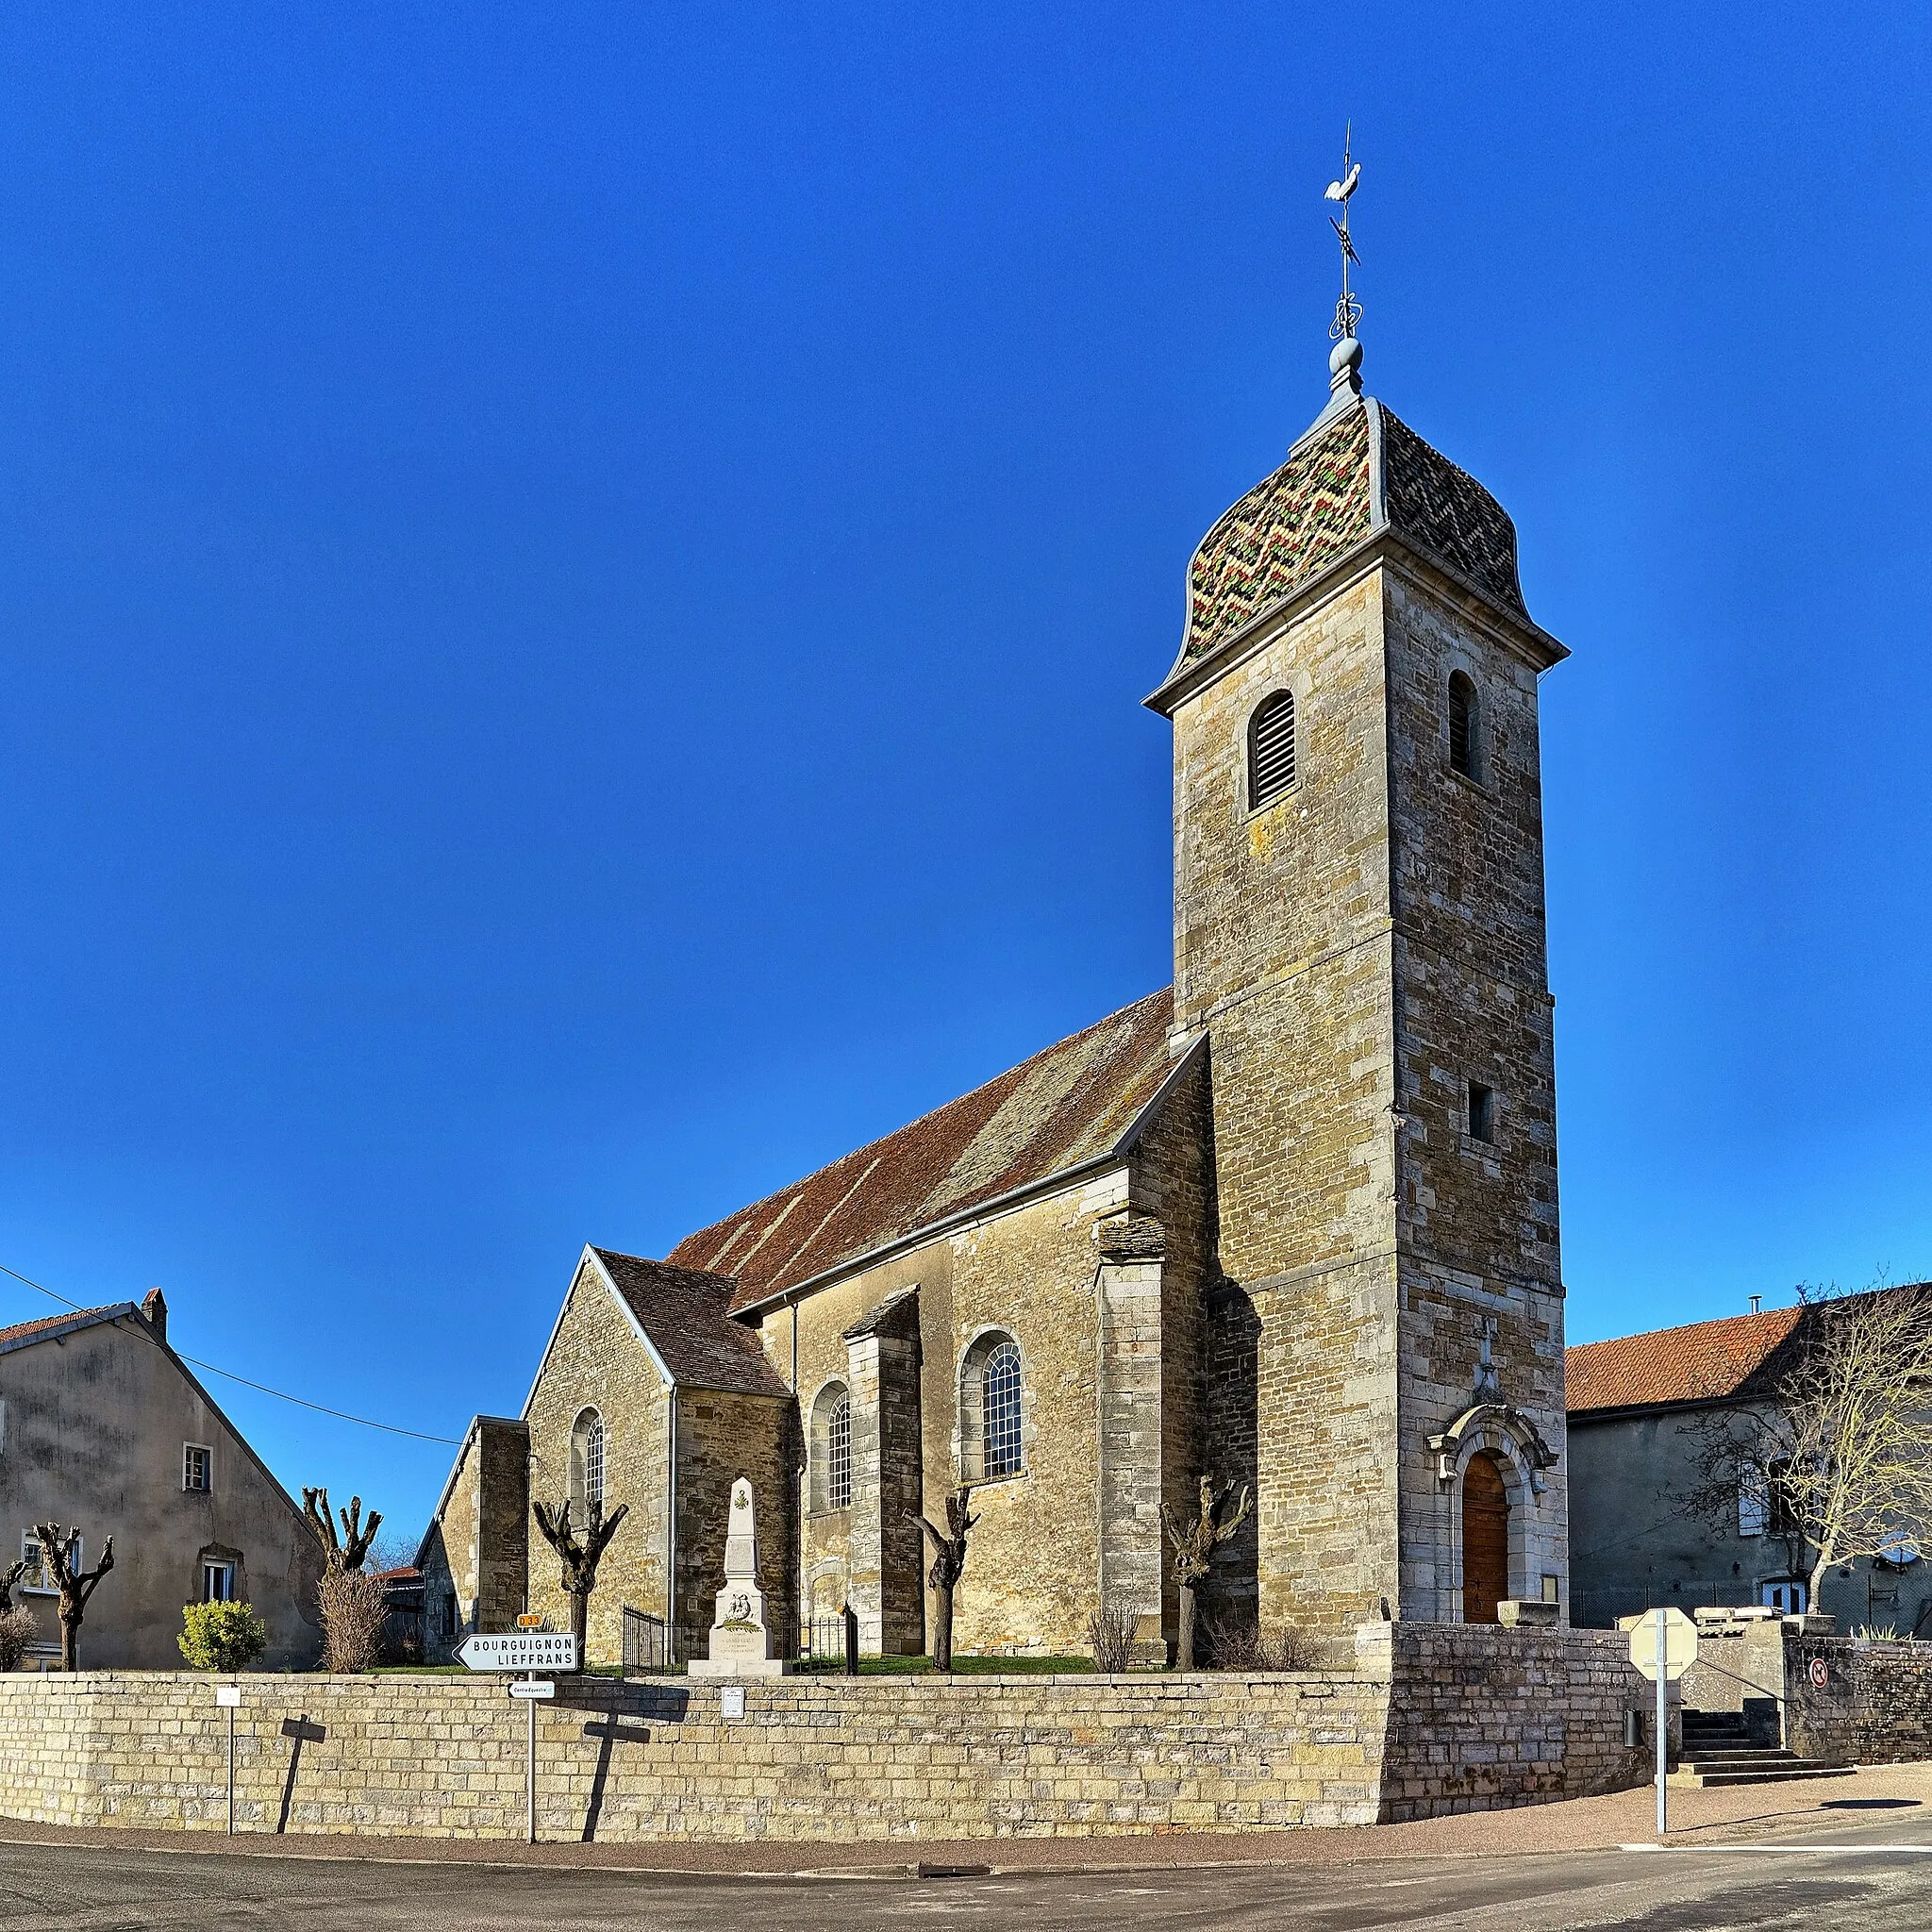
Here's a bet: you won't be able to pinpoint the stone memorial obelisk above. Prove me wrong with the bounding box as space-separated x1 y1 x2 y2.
690 1477 791 1678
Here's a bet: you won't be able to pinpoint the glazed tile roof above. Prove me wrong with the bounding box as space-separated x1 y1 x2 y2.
1179 397 1533 667
669 988 1178 1315
591 1248 791 1396
1565 1307 1806 1414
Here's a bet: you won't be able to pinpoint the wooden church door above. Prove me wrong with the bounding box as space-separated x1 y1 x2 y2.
1461 1452 1509 1624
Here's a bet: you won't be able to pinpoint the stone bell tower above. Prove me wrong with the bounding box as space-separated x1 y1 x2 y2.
1147 312 1571 1633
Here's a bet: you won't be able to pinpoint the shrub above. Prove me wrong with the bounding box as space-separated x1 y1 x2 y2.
178 1600 269 1672
0 1606 39 1672
317 1566 388 1673
1088 1598 1137 1674
1198 1610 1321 1672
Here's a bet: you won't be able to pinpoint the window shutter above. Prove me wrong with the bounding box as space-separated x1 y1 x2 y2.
1248 691 1297 808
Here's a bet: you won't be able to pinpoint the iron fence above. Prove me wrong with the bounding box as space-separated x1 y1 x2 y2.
796 1610 849 1672
623 1605 671 1674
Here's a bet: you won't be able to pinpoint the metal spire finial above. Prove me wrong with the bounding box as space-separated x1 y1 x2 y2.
1324 125 1362 344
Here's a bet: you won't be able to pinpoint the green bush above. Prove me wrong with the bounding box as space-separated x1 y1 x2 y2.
178 1600 268 1672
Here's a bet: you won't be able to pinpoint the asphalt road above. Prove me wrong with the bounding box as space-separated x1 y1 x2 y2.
2 1819 1931 1932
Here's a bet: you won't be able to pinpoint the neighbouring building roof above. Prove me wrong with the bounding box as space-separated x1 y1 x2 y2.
591 1248 791 1397
1566 1307 1804 1415
667 987 1182 1316
1176 397 1538 670
0 1305 132 1355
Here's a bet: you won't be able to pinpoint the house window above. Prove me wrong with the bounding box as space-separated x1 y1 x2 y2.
982 1341 1024 1480
441 1592 459 1639
1738 1462 1769 1537
809 1381 853 1512
571 1408 606 1512
20 1531 76 1594
1449 671 1480 779
1247 690 1298 808
1467 1081 1495 1144
202 1561 235 1603
183 1443 212 1493
1761 1578 1807 1614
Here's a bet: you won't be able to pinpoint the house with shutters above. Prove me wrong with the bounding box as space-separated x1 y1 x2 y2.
0 1291 322 1667
1567 1294 1932 1635
424 314 1574 1665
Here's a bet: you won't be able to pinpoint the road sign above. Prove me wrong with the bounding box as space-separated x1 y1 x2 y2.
1622 1607 1698 1682
508 1678 556 1700
457 1631 578 1673
517 1612 544 1628
1808 1656 1829 1690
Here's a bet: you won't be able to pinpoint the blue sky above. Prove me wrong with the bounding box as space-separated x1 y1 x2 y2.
2 5 1928 1539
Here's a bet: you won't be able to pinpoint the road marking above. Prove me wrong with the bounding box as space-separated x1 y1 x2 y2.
1623 1841 1932 1854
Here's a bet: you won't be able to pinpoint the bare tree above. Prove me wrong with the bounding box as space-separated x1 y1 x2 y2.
1087 1597 1136 1674
912 1485 977 1672
0 1557 30 1613
1161 1475 1251 1670
531 1497 629 1660
302 1489 382 1573
31 1523 114 1671
1679 1285 1932 1613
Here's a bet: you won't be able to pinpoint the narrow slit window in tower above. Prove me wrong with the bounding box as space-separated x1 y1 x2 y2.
1449 671 1479 779
1467 1080 1494 1144
1247 691 1297 808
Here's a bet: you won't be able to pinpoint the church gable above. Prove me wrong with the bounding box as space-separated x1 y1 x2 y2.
670 987 1179 1314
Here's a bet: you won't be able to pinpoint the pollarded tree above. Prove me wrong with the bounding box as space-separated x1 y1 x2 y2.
532 1497 629 1660
31 1523 114 1672
1161 1475 1250 1670
302 1488 382 1573
1679 1284 1932 1615
912 1485 978 1672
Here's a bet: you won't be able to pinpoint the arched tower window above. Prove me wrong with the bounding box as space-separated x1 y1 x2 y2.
960 1332 1024 1481
571 1407 606 1512
809 1381 852 1512
1247 690 1298 808
1448 671 1480 780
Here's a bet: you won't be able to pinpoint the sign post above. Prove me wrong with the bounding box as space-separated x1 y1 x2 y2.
458 1624 577 1843
215 1683 241 1834
1624 1607 1698 1839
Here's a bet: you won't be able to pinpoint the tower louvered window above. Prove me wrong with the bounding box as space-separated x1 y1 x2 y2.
1247 691 1297 808
1449 672 1479 779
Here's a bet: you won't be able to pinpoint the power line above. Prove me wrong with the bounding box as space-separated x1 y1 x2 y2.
0 1259 458 1445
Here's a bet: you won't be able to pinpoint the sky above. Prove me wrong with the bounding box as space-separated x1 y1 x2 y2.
2 4 1929 1541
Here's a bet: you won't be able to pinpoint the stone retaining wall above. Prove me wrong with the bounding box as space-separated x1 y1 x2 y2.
0 1625 1657 1843
1784 1637 1932 1767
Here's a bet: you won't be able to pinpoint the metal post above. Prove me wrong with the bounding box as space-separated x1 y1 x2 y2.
1655 1608 1668 1838
226 1698 235 1836
526 1679 537 1845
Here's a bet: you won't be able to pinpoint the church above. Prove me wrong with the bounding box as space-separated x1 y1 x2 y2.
419 302 1573 1668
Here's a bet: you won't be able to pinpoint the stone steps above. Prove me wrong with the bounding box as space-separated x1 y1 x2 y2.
1672 1710 1854 1788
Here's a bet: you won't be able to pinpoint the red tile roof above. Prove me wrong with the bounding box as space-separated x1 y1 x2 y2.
0 1306 128 1352
591 1249 791 1397
669 988 1178 1315
1566 1307 1805 1414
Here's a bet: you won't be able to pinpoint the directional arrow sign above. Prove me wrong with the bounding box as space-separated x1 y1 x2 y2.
457 1631 578 1673
1620 1607 1698 1682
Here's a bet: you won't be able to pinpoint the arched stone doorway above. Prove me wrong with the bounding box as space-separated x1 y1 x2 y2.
1461 1451 1509 1624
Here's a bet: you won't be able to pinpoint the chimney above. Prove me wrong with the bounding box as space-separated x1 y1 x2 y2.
1749 1294 1762 1316
142 1288 168 1344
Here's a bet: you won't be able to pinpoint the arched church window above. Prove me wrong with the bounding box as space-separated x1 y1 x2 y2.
959 1331 1025 1482
810 1381 852 1512
1247 690 1298 808
571 1408 606 1512
1448 671 1480 780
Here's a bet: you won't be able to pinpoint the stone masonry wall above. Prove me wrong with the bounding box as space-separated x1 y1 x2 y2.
1783 1637 1932 1766
0 1627 1653 1842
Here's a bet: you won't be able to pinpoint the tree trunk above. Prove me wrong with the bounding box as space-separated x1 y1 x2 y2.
570 1589 589 1661
1807 1547 1834 1620
58 1608 78 1672
1176 1583 1197 1672
932 1582 954 1673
